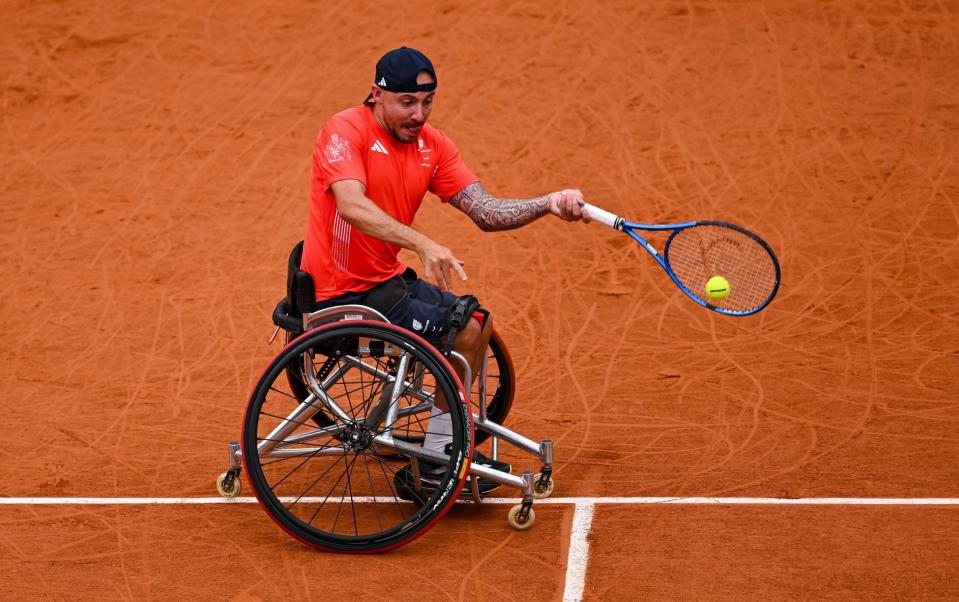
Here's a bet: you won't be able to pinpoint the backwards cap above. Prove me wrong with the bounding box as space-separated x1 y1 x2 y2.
364 47 437 103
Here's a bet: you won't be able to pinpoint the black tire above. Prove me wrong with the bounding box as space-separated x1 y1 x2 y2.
285 326 516 444
244 320 473 553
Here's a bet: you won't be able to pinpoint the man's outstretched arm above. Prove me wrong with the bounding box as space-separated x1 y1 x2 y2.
448 182 590 232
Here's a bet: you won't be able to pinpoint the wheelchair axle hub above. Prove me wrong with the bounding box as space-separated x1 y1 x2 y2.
343 426 375 452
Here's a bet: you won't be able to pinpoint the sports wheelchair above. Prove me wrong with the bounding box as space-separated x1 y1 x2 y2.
217 242 555 553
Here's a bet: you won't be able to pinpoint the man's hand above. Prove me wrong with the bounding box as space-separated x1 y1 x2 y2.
547 189 590 222
416 239 467 291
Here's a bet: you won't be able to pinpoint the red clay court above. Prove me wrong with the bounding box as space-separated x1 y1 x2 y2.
2 1 959 600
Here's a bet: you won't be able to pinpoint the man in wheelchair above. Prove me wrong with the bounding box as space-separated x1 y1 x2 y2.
298 47 589 496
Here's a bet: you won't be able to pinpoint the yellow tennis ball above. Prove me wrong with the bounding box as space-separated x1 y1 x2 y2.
706 275 730 300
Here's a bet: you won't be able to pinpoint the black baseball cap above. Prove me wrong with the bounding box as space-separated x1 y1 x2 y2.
363 47 437 103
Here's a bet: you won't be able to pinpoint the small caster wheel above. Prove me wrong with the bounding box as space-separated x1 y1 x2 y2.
532 472 554 499
216 472 241 498
507 504 535 530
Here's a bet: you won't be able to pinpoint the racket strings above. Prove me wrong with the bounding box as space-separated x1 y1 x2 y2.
666 225 777 312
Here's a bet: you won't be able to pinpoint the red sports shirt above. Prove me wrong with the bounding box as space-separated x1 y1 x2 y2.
302 105 478 301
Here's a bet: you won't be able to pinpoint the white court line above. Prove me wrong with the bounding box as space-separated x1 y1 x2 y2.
563 502 595 602
2 496 959 505
3 497 959 602
499 497 959 505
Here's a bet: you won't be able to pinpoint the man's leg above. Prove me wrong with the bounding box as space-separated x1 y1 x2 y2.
380 277 505 468
422 314 493 453
386 288 509 498
453 313 494 387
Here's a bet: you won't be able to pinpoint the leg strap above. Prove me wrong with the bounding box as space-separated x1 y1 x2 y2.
442 295 480 356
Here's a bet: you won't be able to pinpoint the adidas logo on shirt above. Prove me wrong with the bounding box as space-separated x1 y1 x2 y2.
370 140 389 154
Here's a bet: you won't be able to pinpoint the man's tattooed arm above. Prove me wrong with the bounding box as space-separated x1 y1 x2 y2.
448 182 553 232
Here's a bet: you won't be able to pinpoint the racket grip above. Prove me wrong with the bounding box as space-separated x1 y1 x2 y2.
582 203 621 229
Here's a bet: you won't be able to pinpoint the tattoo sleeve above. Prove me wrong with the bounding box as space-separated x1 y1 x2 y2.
448 182 551 232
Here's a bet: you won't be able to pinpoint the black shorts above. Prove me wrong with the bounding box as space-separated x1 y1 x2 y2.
314 269 472 343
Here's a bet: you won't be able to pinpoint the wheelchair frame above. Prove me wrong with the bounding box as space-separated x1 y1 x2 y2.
218 300 556 551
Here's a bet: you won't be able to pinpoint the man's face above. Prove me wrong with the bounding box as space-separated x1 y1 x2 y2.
370 71 435 143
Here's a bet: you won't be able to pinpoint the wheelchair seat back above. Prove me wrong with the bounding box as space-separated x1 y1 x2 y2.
287 240 315 316
272 240 315 335
272 241 390 336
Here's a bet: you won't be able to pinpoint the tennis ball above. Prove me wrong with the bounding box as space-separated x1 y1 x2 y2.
706 275 730 300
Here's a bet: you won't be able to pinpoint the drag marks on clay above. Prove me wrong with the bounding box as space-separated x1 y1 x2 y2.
0 503 571 600
482 1 959 499
1 1 403 500
2 1 959 598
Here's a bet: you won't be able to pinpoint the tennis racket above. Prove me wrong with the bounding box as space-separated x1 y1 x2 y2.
583 203 781 316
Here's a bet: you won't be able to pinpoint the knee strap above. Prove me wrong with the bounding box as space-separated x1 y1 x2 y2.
442 295 480 356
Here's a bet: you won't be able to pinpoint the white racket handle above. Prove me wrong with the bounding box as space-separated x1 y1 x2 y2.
582 203 621 229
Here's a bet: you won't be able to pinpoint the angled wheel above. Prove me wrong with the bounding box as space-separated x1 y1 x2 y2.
216 472 241 498
532 472 554 499
244 320 473 553
507 504 535 530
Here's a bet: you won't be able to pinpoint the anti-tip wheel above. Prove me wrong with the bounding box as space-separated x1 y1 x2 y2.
507 504 535 530
216 472 241 498
532 472 554 499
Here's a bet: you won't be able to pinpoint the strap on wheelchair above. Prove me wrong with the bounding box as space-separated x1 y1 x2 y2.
442 295 481 356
